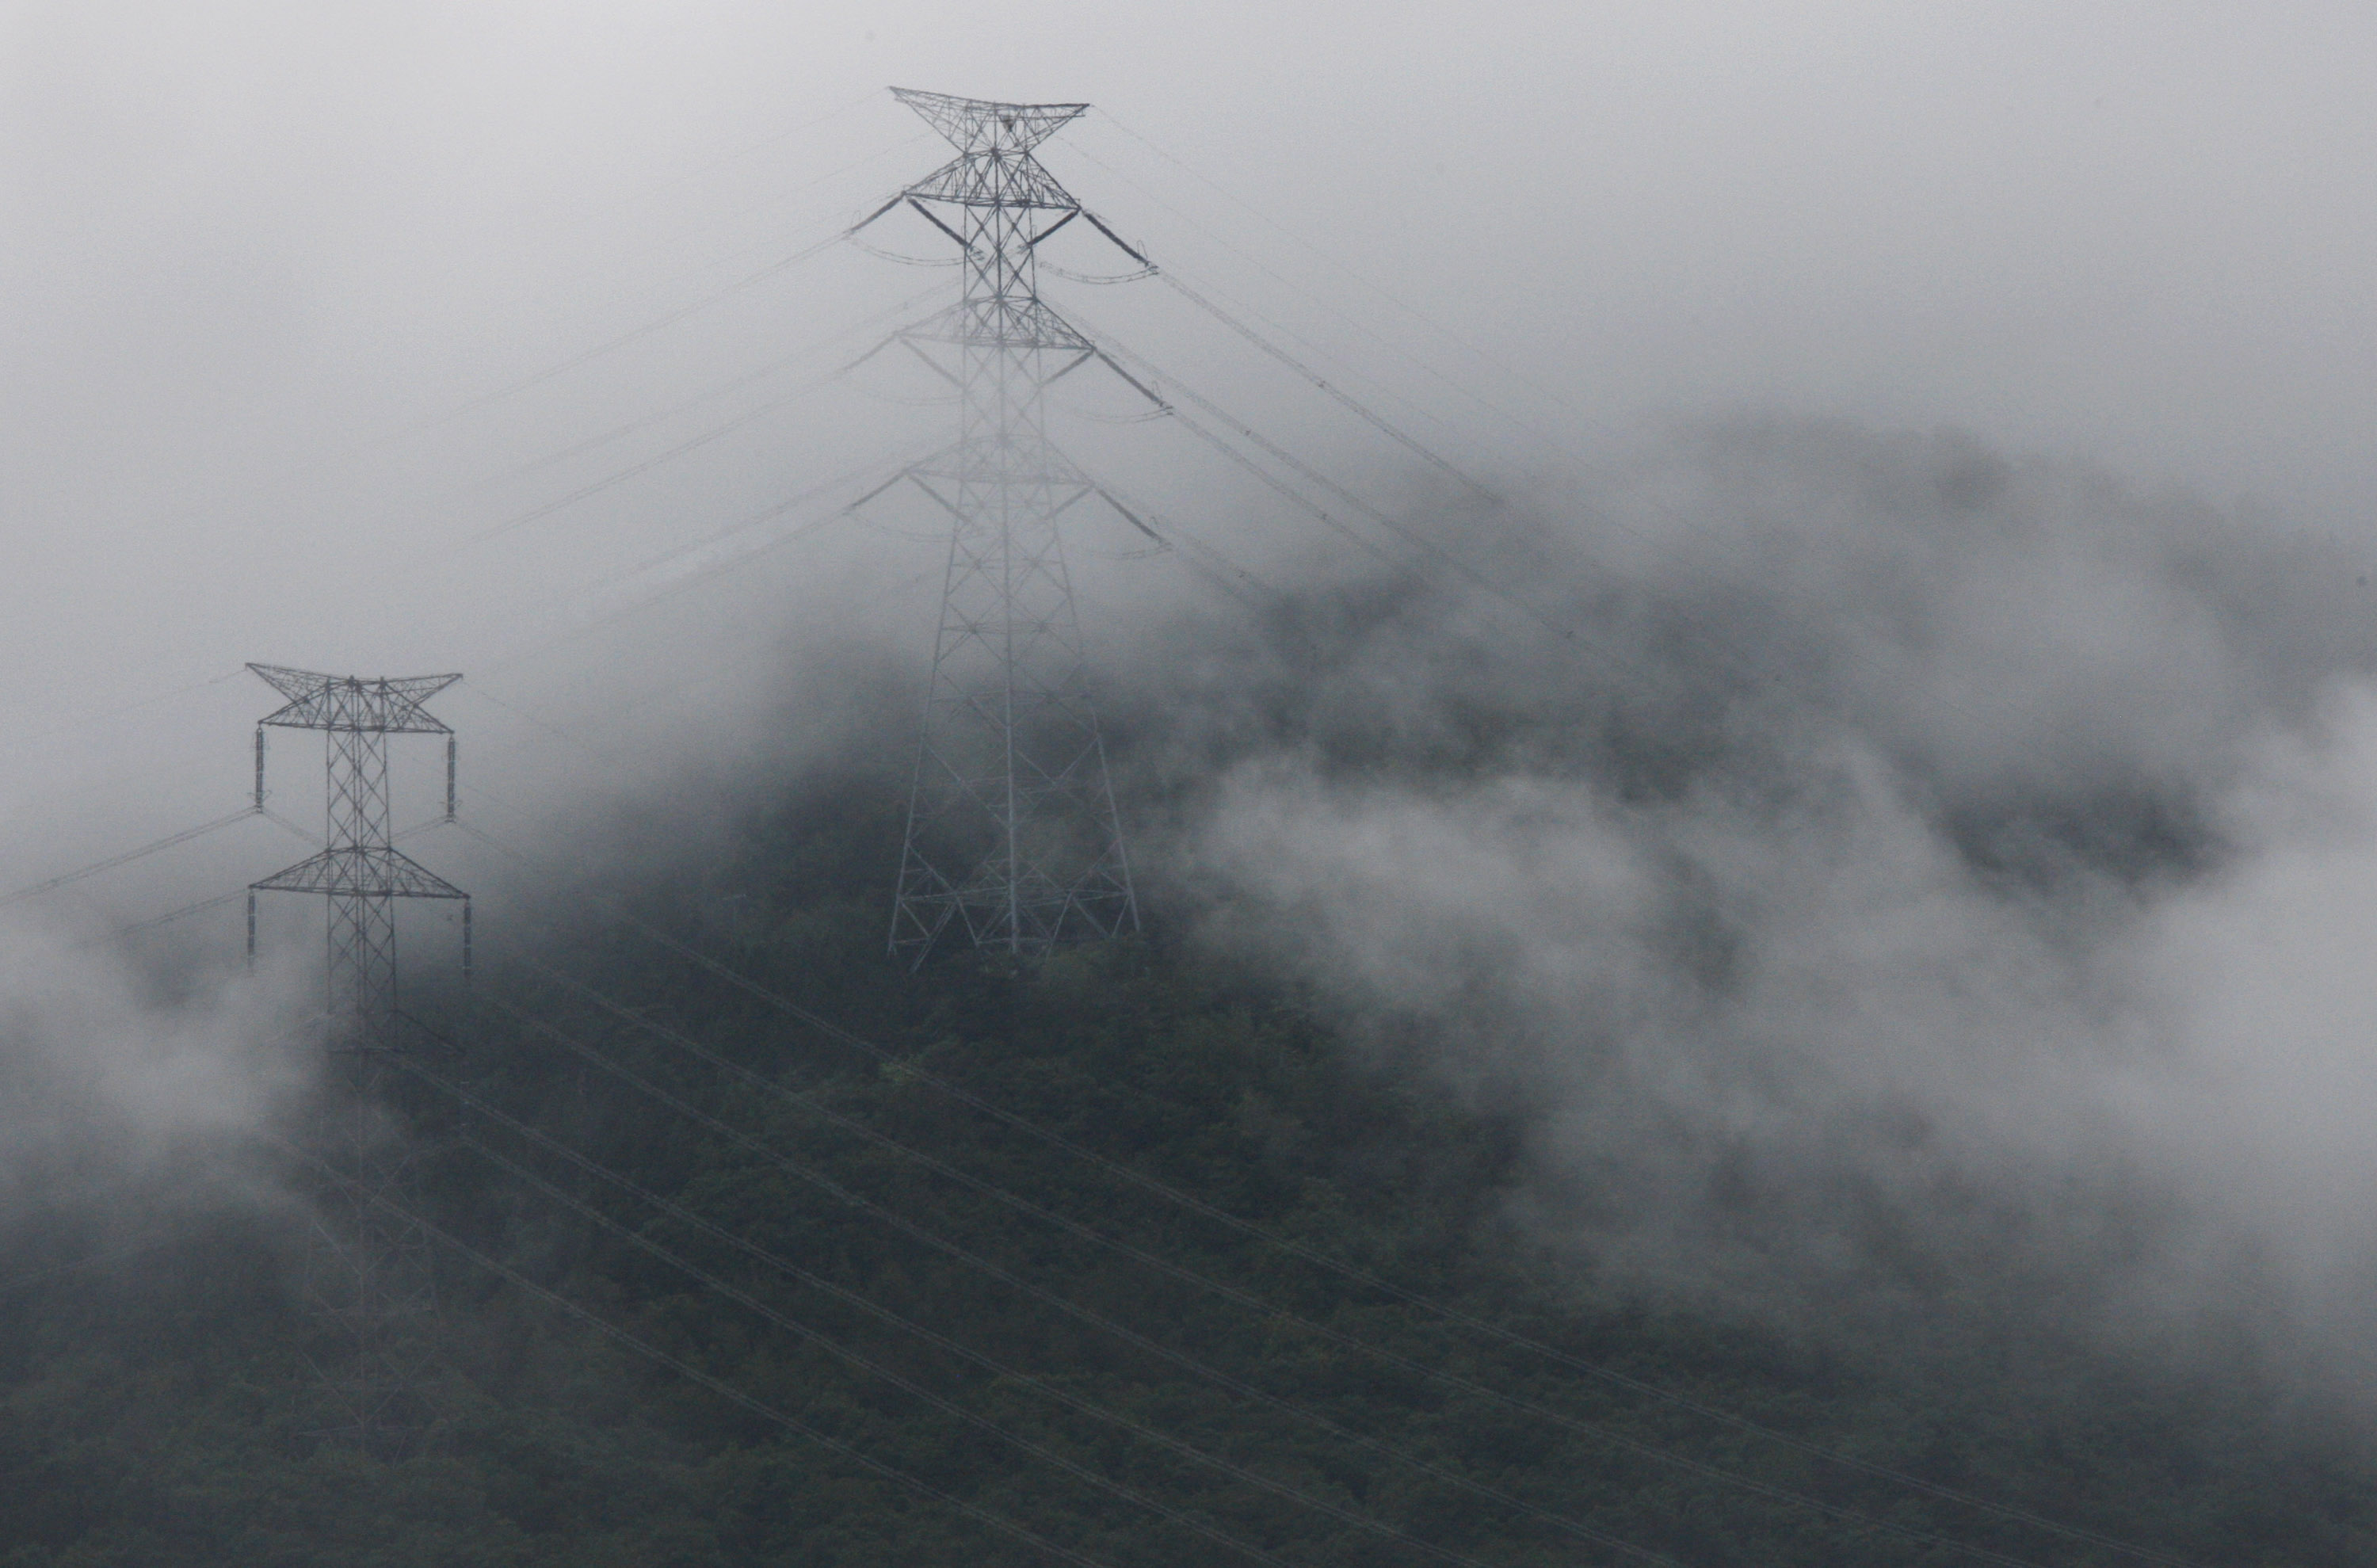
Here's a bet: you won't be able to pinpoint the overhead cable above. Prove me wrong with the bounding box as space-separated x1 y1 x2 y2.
102 890 248 944
1080 114 1562 448
1076 324 1600 653
618 88 889 208
1072 123 2213 796
448 810 2207 1568
518 951 1951 1567
501 948 2051 1568
262 1130 1125 1568
468 452 931 680
468 363 853 544
1 667 247 765
435 230 852 423
1151 270 1498 504
467 280 949 493
415 1042 1447 1568
0 807 262 911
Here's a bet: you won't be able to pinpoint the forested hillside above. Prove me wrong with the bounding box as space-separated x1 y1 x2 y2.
0 761 2368 1568
6 4 2376 1563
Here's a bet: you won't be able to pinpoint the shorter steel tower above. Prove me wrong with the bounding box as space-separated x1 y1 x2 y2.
247 662 468 1451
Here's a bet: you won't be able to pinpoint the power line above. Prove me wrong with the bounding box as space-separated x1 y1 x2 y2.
1073 120 2215 806
1148 396 1401 568
261 1129 1128 1568
466 361 855 545
1078 254 2172 811
494 948 2054 1568
415 1042 1490 1568
0 807 262 911
258 804 320 845
446 810 2209 1568
4 746 2063 1558
451 1120 1306 1568
1068 475 1279 611
1078 114 1570 451
433 125 941 432
486 966 1704 1561
461 280 951 497
457 555 945 744
1150 270 1498 504
585 441 933 593
608 128 937 275
92 889 248 948
1066 330 1680 688
1077 321 1601 652
0 667 248 766
467 456 921 681
433 229 853 424
517 948 2055 1568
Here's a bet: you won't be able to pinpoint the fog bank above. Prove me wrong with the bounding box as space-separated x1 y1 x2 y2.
1127 418 2377 1380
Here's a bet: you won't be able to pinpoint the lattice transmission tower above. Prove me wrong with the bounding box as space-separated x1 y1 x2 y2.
246 663 469 1451
857 88 1145 964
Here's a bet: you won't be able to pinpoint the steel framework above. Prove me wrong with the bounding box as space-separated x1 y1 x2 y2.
860 88 1142 964
247 662 467 1452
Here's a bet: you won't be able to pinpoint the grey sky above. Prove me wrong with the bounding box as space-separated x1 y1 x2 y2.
0 2 2371 934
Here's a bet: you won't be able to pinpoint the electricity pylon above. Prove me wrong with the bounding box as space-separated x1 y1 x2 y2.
247 662 468 1452
857 88 1145 965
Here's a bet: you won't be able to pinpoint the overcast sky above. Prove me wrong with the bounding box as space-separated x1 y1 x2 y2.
1 2 2371 914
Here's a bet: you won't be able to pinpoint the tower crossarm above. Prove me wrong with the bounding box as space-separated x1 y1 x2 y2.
891 88 1087 154
249 664 460 734
902 437 1093 490
902 155 1081 213
250 847 467 901
899 298 1093 355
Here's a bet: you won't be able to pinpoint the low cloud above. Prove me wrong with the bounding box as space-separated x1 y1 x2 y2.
1135 417 2377 1380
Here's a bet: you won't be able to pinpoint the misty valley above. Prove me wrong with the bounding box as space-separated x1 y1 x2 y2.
5 27 2377 1568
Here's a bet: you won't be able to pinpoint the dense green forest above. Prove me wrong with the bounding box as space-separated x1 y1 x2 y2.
0 765 2370 1568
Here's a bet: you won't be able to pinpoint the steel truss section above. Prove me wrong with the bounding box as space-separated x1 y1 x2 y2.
874 89 1140 964
247 664 467 1453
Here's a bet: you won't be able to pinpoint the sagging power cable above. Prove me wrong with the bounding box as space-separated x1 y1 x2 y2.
1076 321 1604 655
1151 270 1498 505
1077 116 1559 452
436 229 853 423
448 808 2210 1568
1070 335 1677 684
469 362 853 545
414 1040 1507 1568
97 890 247 946
261 1129 1127 1568
0 807 263 911
1069 122 2224 803
467 280 949 494
469 450 934 681
1079 294 2158 811
498 947 2065 1568
502 961 1708 1558
509 949 2066 1568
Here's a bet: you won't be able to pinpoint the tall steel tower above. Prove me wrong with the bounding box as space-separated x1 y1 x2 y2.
247 663 468 1451
863 88 1140 964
